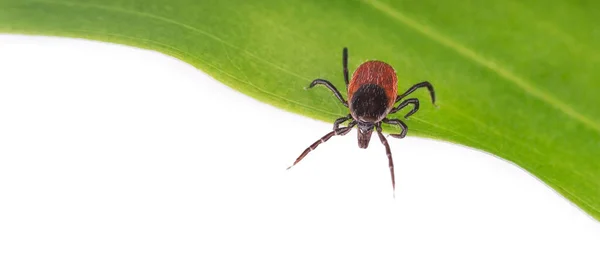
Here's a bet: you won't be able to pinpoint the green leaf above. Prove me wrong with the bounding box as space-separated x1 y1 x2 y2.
1 0 599 220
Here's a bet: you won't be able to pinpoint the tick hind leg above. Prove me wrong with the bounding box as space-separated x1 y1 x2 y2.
396 81 436 106
376 124 396 196
333 114 352 130
308 79 348 107
287 121 357 170
390 98 419 119
382 118 408 139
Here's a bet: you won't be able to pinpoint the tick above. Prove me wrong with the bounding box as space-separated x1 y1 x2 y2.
287 47 436 195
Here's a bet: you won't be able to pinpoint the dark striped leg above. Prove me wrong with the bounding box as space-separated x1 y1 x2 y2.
389 98 420 119
396 81 436 106
308 79 348 107
382 118 408 139
343 47 349 88
287 121 357 170
333 114 352 130
376 124 396 196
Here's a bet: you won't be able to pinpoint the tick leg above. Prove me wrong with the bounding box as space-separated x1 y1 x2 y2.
333 114 353 130
376 124 396 197
382 118 408 139
343 47 349 88
287 121 357 170
389 98 420 119
308 79 348 107
396 81 436 106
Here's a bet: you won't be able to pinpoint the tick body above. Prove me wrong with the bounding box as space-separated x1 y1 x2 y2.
288 48 436 195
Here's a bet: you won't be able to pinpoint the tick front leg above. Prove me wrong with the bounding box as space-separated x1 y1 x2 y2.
343 47 349 89
389 98 419 119
382 118 408 139
333 114 352 130
308 79 348 107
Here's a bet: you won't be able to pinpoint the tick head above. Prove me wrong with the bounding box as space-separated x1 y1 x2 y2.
357 122 374 149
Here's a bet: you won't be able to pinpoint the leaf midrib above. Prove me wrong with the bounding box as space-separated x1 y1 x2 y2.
360 0 600 134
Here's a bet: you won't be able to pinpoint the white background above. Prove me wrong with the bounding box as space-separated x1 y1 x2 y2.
1 34 599 267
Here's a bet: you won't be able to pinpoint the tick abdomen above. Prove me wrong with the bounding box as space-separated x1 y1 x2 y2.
350 83 389 122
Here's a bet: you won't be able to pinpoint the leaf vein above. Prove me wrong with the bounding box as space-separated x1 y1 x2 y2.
27 0 313 82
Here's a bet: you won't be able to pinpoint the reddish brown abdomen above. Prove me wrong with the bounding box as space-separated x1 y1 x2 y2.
348 61 398 109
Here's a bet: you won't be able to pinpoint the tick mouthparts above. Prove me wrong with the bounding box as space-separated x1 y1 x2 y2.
357 129 373 149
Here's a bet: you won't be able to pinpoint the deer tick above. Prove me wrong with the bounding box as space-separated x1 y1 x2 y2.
287 47 436 195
